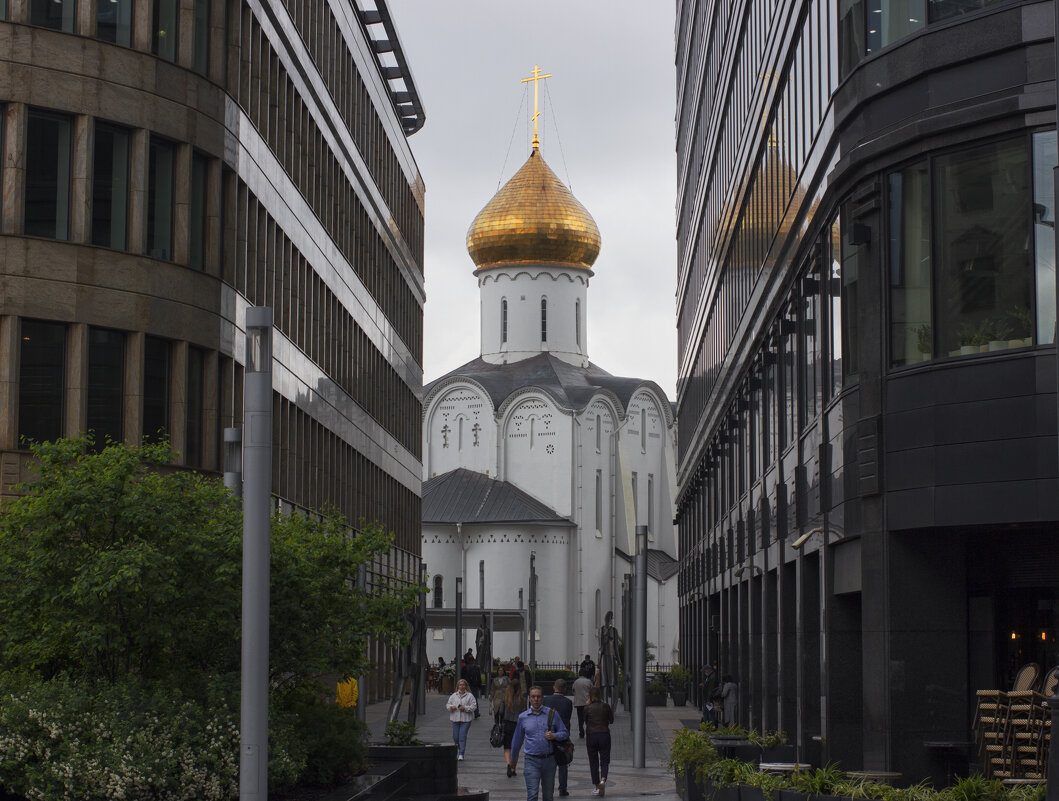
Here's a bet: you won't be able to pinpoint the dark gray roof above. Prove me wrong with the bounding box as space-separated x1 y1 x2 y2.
423 468 575 526
616 547 680 582
425 353 670 415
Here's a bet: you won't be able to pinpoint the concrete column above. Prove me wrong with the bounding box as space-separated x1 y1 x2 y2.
178 0 194 68
64 323 88 439
123 332 144 446
169 340 187 462
0 316 20 450
172 144 191 266
77 0 95 37
132 0 151 51
209 0 226 85
127 128 148 255
3 104 27 236
205 158 222 276
7 0 28 24
70 116 93 244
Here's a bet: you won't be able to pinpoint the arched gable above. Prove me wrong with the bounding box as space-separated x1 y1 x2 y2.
500 391 572 515
424 381 495 479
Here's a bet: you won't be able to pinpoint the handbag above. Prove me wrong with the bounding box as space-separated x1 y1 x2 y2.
547 708 575 765
489 703 505 748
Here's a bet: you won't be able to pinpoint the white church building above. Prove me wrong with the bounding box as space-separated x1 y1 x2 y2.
421 139 680 667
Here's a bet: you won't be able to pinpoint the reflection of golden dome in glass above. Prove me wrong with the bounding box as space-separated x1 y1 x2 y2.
467 148 601 270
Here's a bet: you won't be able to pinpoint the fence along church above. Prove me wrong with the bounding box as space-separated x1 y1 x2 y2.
421 70 679 665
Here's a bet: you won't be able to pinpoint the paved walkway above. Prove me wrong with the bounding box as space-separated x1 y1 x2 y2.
365 692 697 800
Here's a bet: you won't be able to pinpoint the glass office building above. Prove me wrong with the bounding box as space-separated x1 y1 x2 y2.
675 0 1057 779
0 0 425 700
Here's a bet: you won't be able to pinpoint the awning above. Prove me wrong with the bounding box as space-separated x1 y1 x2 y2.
424 607 528 633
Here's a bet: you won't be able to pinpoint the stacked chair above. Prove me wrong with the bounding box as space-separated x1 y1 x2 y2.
974 663 1055 781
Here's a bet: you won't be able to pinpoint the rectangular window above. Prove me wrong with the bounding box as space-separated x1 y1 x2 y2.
147 138 175 260
92 123 129 249
25 111 72 240
647 475 654 540
935 138 1030 356
782 307 796 447
189 153 208 270
87 327 125 447
865 0 925 56
595 470 603 534
97 0 133 45
841 204 861 382
186 346 204 465
929 0 1005 23
1033 130 1057 345
828 218 843 395
889 161 932 366
631 472 638 523
193 0 209 75
143 336 170 443
802 271 822 422
30 0 74 31
18 320 65 444
153 0 178 60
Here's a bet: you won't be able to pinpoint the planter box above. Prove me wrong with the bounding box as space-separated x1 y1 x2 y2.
702 782 741 801
761 745 796 763
366 742 458 795
439 675 455 694
646 691 669 706
671 689 689 707
708 736 759 764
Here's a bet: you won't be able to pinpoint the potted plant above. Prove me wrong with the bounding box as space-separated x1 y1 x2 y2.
670 664 693 707
366 721 459 797
668 725 719 801
646 675 670 706
438 663 456 693
747 728 793 763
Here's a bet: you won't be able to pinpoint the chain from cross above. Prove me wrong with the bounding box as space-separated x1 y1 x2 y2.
521 64 552 148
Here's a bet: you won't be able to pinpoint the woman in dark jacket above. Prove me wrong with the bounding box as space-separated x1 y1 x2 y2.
499 677 526 777
584 685 614 796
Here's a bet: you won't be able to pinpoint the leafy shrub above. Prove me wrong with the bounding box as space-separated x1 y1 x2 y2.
384 720 421 746
533 669 576 685
746 729 789 749
668 664 693 688
275 688 367 786
667 726 719 784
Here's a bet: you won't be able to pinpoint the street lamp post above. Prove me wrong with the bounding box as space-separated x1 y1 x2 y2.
240 307 272 801
529 552 537 669
633 525 648 769
455 577 463 684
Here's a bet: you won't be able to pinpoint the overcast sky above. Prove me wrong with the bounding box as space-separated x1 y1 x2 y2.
387 1 679 399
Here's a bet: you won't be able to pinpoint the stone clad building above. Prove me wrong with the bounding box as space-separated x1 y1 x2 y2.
0 0 425 691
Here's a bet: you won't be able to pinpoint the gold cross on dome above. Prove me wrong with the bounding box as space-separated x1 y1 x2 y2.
521 64 552 149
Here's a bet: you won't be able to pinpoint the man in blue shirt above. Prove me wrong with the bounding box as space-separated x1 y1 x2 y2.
509 685 569 801
543 679 574 797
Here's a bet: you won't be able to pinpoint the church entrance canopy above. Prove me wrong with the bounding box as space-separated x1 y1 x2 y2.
424 607 527 633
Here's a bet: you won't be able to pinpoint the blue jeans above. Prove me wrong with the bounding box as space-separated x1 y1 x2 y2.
523 752 557 801
451 720 472 756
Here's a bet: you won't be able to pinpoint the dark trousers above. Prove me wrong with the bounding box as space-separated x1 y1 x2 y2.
586 732 611 786
575 705 586 736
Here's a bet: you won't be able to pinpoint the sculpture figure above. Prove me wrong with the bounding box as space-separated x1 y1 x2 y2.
475 614 492 677
598 611 622 706
387 609 427 725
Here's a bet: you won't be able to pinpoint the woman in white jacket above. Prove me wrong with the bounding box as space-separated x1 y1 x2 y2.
447 678 478 760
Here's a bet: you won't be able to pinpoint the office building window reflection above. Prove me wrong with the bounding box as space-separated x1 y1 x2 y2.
19 319 66 444
92 123 129 249
87 327 125 448
30 0 74 31
190 153 208 270
143 336 170 443
147 138 175 260
97 0 133 46
153 0 178 61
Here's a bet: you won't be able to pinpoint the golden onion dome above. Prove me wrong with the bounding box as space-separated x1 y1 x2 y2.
466 148 601 270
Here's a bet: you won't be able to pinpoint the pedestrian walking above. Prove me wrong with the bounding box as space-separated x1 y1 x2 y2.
509 684 569 801
446 678 477 761
464 651 483 717
584 685 613 796
720 674 739 726
542 678 574 797
578 653 596 678
572 672 592 738
501 677 527 776
490 662 510 715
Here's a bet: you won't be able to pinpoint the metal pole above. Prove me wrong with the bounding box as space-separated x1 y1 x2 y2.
480 559 485 609
224 427 242 496
633 525 648 768
455 577 463 684
418 562 427 715
529 552 537 669
1046 690 1059 801
240 307 272 801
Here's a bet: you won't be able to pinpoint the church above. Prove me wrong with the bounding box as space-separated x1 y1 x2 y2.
421 93 680 667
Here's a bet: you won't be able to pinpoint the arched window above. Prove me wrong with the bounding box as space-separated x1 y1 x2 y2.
641 408 647 452
458 417 464 450
595 470 603 533
575 300 581 346
501 298 508 344
595 413 602 451
541 298 548 342
433 574 443 608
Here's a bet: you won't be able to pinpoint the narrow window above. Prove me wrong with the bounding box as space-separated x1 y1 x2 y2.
888 162 932 366
18 319 65 444
98 0 133 45
92 123 129 249
458 417 464 451
595 413 601 452
631 472 638 522
433 574 443 608
143 336 170 443
501 298 508 344
189 153 208 270
147 138 175 260
540 297 547 342
153 0 178 60
25 111 72 240
31 0 74 31
185 346 204 466
640 407 646 452
1034 131 1058 344
648 474 654 540
595 470 603 533
192 0 209 75
575 300 581 346
87 327 125 448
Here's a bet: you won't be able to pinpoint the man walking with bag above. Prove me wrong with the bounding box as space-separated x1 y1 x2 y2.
543 679 574 797
509 685 569 801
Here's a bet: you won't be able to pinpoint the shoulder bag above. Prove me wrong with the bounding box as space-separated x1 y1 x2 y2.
489 702 505 748
547 708 575 766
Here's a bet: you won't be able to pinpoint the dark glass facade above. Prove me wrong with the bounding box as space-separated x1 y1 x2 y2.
675 0 1058 780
